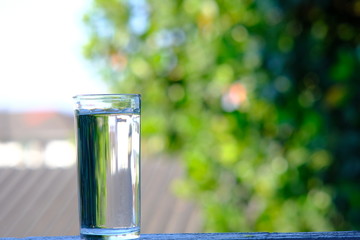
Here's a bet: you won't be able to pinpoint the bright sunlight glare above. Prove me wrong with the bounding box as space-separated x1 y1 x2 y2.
0 0 108 114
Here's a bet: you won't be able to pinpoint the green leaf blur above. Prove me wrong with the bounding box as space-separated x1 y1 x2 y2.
83 0 360 232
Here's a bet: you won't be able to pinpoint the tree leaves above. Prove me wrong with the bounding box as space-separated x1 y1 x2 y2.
83 0 360 232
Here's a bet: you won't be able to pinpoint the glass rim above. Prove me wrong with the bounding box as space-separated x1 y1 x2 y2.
73 93 141 100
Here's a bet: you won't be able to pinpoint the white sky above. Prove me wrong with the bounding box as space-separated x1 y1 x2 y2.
0 0 108 114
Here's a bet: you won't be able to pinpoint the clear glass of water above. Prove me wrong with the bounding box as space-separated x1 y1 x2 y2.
73 94 141 240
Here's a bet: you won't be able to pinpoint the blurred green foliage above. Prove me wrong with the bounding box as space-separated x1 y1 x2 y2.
83 0 360 232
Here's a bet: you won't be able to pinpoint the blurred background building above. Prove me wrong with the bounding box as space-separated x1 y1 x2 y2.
0 110 202 237
0 111 74 168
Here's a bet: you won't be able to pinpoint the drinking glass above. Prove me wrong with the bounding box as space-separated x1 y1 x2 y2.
74 94 141 239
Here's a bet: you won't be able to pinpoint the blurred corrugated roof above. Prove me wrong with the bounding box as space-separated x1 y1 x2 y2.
0 158 202 237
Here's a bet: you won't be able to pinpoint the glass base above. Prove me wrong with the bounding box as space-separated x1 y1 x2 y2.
80 227 140 240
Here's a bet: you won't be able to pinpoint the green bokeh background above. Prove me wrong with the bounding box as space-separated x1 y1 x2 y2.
83 0 360 232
